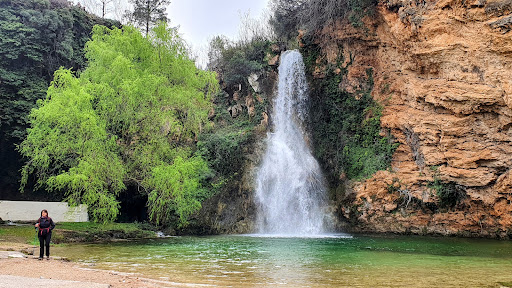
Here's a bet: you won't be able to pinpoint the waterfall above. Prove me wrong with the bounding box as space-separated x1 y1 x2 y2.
255 50 327 236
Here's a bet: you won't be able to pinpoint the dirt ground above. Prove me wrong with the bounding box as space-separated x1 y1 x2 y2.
0 248 187 288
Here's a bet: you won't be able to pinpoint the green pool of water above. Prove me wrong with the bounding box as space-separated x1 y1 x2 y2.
53 234 512 287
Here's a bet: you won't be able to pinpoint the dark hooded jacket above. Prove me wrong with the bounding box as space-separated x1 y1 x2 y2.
37 216 55 236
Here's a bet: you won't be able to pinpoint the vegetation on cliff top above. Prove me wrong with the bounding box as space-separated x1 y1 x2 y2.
269 0 377 41
19 23 218 227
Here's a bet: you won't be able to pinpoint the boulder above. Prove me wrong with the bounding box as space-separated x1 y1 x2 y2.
248 73 261 93
227 104 243 118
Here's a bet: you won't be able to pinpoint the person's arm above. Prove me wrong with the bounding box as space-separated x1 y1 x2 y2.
50 218 56 230
35 218 40 228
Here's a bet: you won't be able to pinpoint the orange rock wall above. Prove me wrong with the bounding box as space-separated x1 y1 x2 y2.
316 0 512 237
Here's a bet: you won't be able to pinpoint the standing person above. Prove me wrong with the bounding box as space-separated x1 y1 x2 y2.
35 209 55 260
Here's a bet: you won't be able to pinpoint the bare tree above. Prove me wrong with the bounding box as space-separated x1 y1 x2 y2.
237 9 274 45
77 0 125 20
207 35 231 72
300 0 351 31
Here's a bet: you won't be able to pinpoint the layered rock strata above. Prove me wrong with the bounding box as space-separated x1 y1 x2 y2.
315 0 512 237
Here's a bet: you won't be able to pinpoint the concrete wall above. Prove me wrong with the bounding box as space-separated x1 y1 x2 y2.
0 201 88 222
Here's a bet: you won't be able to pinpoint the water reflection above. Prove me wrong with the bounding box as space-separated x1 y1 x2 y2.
256 238 314 287
53 235 512 287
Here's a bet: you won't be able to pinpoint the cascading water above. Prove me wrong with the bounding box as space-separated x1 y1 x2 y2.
255 50 328 236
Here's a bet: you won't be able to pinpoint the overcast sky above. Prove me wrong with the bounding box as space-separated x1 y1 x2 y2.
168 0 269 52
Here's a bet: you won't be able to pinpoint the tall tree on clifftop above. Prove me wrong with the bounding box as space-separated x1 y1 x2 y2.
125 0 170 36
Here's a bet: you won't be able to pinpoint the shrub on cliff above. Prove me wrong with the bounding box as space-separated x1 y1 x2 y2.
269 0 378 40
19 23 218 227
198 127 253 180
428 167 467 209
207 35 271 95
196 89 266 192
307 66 397 184
200 26 273 200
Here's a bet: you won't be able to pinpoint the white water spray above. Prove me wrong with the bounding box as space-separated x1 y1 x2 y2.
255 50 328 236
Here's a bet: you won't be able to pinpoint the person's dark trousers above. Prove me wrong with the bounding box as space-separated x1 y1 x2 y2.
38 233 51 258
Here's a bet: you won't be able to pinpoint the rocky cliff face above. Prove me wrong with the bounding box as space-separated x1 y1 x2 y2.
189 50 280 234
313 0 512 237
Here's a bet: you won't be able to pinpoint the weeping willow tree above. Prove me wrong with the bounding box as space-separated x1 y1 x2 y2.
19 23 218 226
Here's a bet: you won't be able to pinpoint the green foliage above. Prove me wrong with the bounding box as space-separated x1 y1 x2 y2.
19 23 219 226
20 69 125 222
208 35 271 94
197 125 253 180
201 30 274 195
125 0 170 36
196 93 261 197
427 174 466 209
0 0 119 141
146 156 212 227
195 60 270 194
145 156 213 227
304 44 397 183
0 0 119 198
269 0 378 41
301 37 323 73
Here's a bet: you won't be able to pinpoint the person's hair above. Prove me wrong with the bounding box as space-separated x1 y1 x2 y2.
40 209 48 217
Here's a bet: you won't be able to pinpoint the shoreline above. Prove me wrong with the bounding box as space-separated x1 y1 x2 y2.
0 243 183 288
3 233 512 288
0 255 187 288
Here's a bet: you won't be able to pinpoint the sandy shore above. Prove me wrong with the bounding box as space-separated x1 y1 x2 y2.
0 246 188 288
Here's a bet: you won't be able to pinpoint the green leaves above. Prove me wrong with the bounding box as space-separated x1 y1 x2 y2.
207 35 270 94
307 64 397 183
20 23 219 225
125 0 170 35
19 69 125 222
146 156 212 227
197 127 253 179
0 0 121 199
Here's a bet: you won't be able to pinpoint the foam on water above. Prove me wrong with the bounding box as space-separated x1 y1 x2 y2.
242 233 353 239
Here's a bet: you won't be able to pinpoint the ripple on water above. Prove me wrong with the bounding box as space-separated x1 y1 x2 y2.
53 235 512 288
